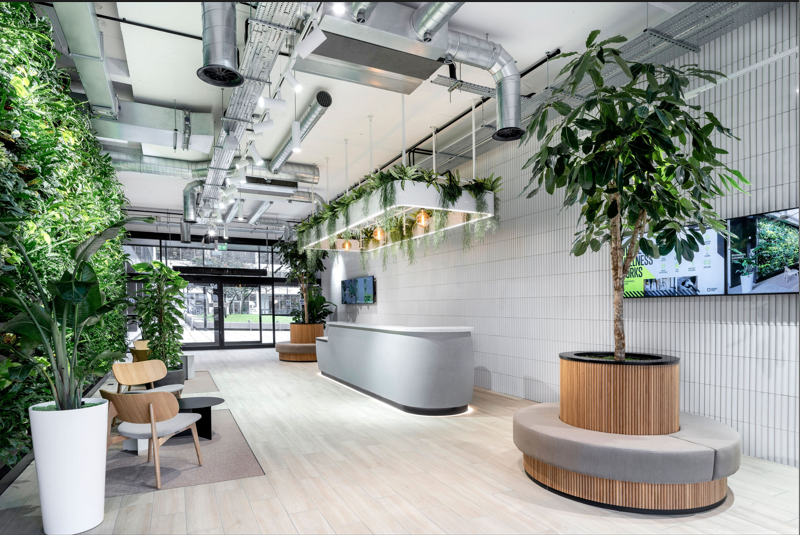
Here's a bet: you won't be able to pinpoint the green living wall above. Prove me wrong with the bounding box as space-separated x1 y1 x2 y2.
757 218 800 278
0 3 128 469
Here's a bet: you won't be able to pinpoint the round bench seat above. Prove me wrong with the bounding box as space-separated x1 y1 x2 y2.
514 403 740 484
276 342 317 362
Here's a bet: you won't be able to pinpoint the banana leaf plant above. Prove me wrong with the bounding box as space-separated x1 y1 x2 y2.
0 219 151 410
520 30 749 361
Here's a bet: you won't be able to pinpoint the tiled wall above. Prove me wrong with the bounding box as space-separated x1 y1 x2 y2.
321 4 799 466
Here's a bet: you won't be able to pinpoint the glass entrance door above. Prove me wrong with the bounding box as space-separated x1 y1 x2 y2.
222 283 262 345
182 281 220 348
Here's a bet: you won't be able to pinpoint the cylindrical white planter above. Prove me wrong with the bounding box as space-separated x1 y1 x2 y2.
742 273 755 293
29 398 108 535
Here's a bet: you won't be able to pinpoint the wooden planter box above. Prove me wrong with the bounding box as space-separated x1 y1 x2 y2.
289 323 324 344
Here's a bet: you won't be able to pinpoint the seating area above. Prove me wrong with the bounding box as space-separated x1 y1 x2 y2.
0 2 796 535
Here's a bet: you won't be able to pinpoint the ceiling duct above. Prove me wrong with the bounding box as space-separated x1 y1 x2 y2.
268 91 332 174
348 2 378 23
410 2 464 42
247 201 273 225
446 30 522 140
197 2 244 87
183 180 204 223
103 147 320 183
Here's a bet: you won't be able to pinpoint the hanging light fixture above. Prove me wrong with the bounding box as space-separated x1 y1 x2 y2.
237 199 244 221
248 141 264 165
342 240 351 251
253 112 275 133
258 90 287 110
415 210 430 228
291 120 302 153
332 3 346 15
373 227 385 241
295 22 327 59
284 70 302 93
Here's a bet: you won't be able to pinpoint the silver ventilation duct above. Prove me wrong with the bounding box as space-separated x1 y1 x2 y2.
446 30 522 141
247 201 273 225
348 2 378 23
103 147 320 183
180 221 193 243
182 180 204 223
268 91 333 174
197 2 243 87
410 2 464 42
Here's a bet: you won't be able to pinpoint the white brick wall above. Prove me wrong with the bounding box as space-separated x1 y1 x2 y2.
321 4 799 466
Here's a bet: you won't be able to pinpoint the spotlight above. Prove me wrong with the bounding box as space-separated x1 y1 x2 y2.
208 229 216 237
248 141 264 165
222 131 239 150
291 121 302 153
284 70 302 93
332 2 345 15
296 23 327 59
238 166 246 184
237 201 244 221
258 96 287 111
253 115 275 133
215 208 222 221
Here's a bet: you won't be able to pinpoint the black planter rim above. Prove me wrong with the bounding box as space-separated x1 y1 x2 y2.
559 351 679 366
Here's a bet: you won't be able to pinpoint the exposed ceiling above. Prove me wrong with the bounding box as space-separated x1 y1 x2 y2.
58 2 687 237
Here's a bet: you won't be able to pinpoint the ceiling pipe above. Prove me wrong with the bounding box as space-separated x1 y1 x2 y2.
446 30 522 140
410 2 464 42
182 180 205 223
180 221 193 243
247 201 273 225
196 2 243 87
268 91 333 174
348 2 378 23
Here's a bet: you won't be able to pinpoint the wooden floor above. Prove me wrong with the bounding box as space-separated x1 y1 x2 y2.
1 348 797 535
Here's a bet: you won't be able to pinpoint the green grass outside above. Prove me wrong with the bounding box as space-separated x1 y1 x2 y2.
218 314 293 323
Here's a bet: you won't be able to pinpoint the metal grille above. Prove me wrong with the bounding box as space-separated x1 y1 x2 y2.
201 2 300 201
415 1 788 174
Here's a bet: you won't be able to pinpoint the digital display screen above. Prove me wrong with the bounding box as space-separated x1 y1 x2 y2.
341 276 375 304
727 209 799 295
625 228 726 297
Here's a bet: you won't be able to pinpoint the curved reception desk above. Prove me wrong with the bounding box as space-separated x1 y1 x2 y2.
317 322 474 415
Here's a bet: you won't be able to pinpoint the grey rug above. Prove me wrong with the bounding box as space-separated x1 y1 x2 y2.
182 370 219 394
105 409 262 496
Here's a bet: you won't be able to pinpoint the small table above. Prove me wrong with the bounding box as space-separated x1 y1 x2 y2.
177 397 224 440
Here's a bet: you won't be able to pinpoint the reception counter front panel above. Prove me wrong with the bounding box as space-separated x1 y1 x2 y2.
317 322 475 415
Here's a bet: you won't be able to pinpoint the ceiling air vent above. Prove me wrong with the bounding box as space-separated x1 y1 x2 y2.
197 2 243 87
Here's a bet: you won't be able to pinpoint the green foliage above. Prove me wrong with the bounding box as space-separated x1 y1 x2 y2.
520 30 747 358
0 221 135 410
756 219 799 276
274 239 329 324
290 286 336 325
521 31 747 263
132 261 188 370
731 248 758 275
0 358 49 467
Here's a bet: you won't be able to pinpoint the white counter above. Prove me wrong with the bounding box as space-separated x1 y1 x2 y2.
317 322 475 415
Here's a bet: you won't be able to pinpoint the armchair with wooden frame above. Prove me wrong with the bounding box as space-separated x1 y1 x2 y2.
101 390 203 489
130 340 150 362
112 360 183 397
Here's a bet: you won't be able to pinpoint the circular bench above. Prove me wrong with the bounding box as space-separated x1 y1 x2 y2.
513 403 741 514
275 342 317 362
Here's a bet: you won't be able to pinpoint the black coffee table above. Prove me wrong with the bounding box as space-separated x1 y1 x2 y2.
177 397 224 440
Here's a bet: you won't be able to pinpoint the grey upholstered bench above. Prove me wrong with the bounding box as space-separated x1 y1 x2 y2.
275 342 317 362
513 403 741 485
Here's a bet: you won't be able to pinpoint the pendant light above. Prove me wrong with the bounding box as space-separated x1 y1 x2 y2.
284 70 302 93
342 240 352 251
416 210 430 228
237 199 244 221
296 22 327 59
291 120 301 153
253 112 275 133
373 227 385 241
248 141 264 165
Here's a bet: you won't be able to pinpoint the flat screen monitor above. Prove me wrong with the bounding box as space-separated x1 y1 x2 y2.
341 276 375 304
624 227 726 297
727 208 799 295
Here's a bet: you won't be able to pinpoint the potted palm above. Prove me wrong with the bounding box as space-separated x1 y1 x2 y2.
131 261 188 386
520 30 748 434
274 239 329 344
0 220 139 534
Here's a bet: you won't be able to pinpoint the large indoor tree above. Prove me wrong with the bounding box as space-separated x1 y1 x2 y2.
521 30 749 361
273 239 328 324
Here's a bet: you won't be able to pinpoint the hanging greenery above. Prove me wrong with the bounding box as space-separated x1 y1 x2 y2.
296 165 503 269
0 3 129 468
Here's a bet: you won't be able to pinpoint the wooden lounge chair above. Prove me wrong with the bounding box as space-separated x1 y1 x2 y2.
101 390 203 489
112 360 183 397
130 340 150 362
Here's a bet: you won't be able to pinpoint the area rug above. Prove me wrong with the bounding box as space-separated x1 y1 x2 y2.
105 409 262 496
182 370 219 394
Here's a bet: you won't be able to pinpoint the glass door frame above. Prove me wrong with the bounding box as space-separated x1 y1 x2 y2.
181 275 279 350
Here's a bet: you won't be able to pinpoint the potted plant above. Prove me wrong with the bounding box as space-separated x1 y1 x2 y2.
274 238 329 343
131 261 188 387
520 30 748 433
0 220 137 534
732 247 758 293
290 285 336 326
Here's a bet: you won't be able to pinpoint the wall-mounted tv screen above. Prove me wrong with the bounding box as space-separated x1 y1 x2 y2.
624 227 726 297
342 276 375 304
727 209 799 295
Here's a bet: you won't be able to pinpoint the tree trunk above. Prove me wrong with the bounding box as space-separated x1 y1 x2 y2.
609 194 626 361
302 275 309 324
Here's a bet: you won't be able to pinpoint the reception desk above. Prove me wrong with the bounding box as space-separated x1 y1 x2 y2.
317 322 475 415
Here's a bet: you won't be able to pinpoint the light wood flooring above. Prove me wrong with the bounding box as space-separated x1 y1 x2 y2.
1 348 797 534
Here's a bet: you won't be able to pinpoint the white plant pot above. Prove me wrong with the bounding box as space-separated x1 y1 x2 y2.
741 272 755 293
29 398 108 534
